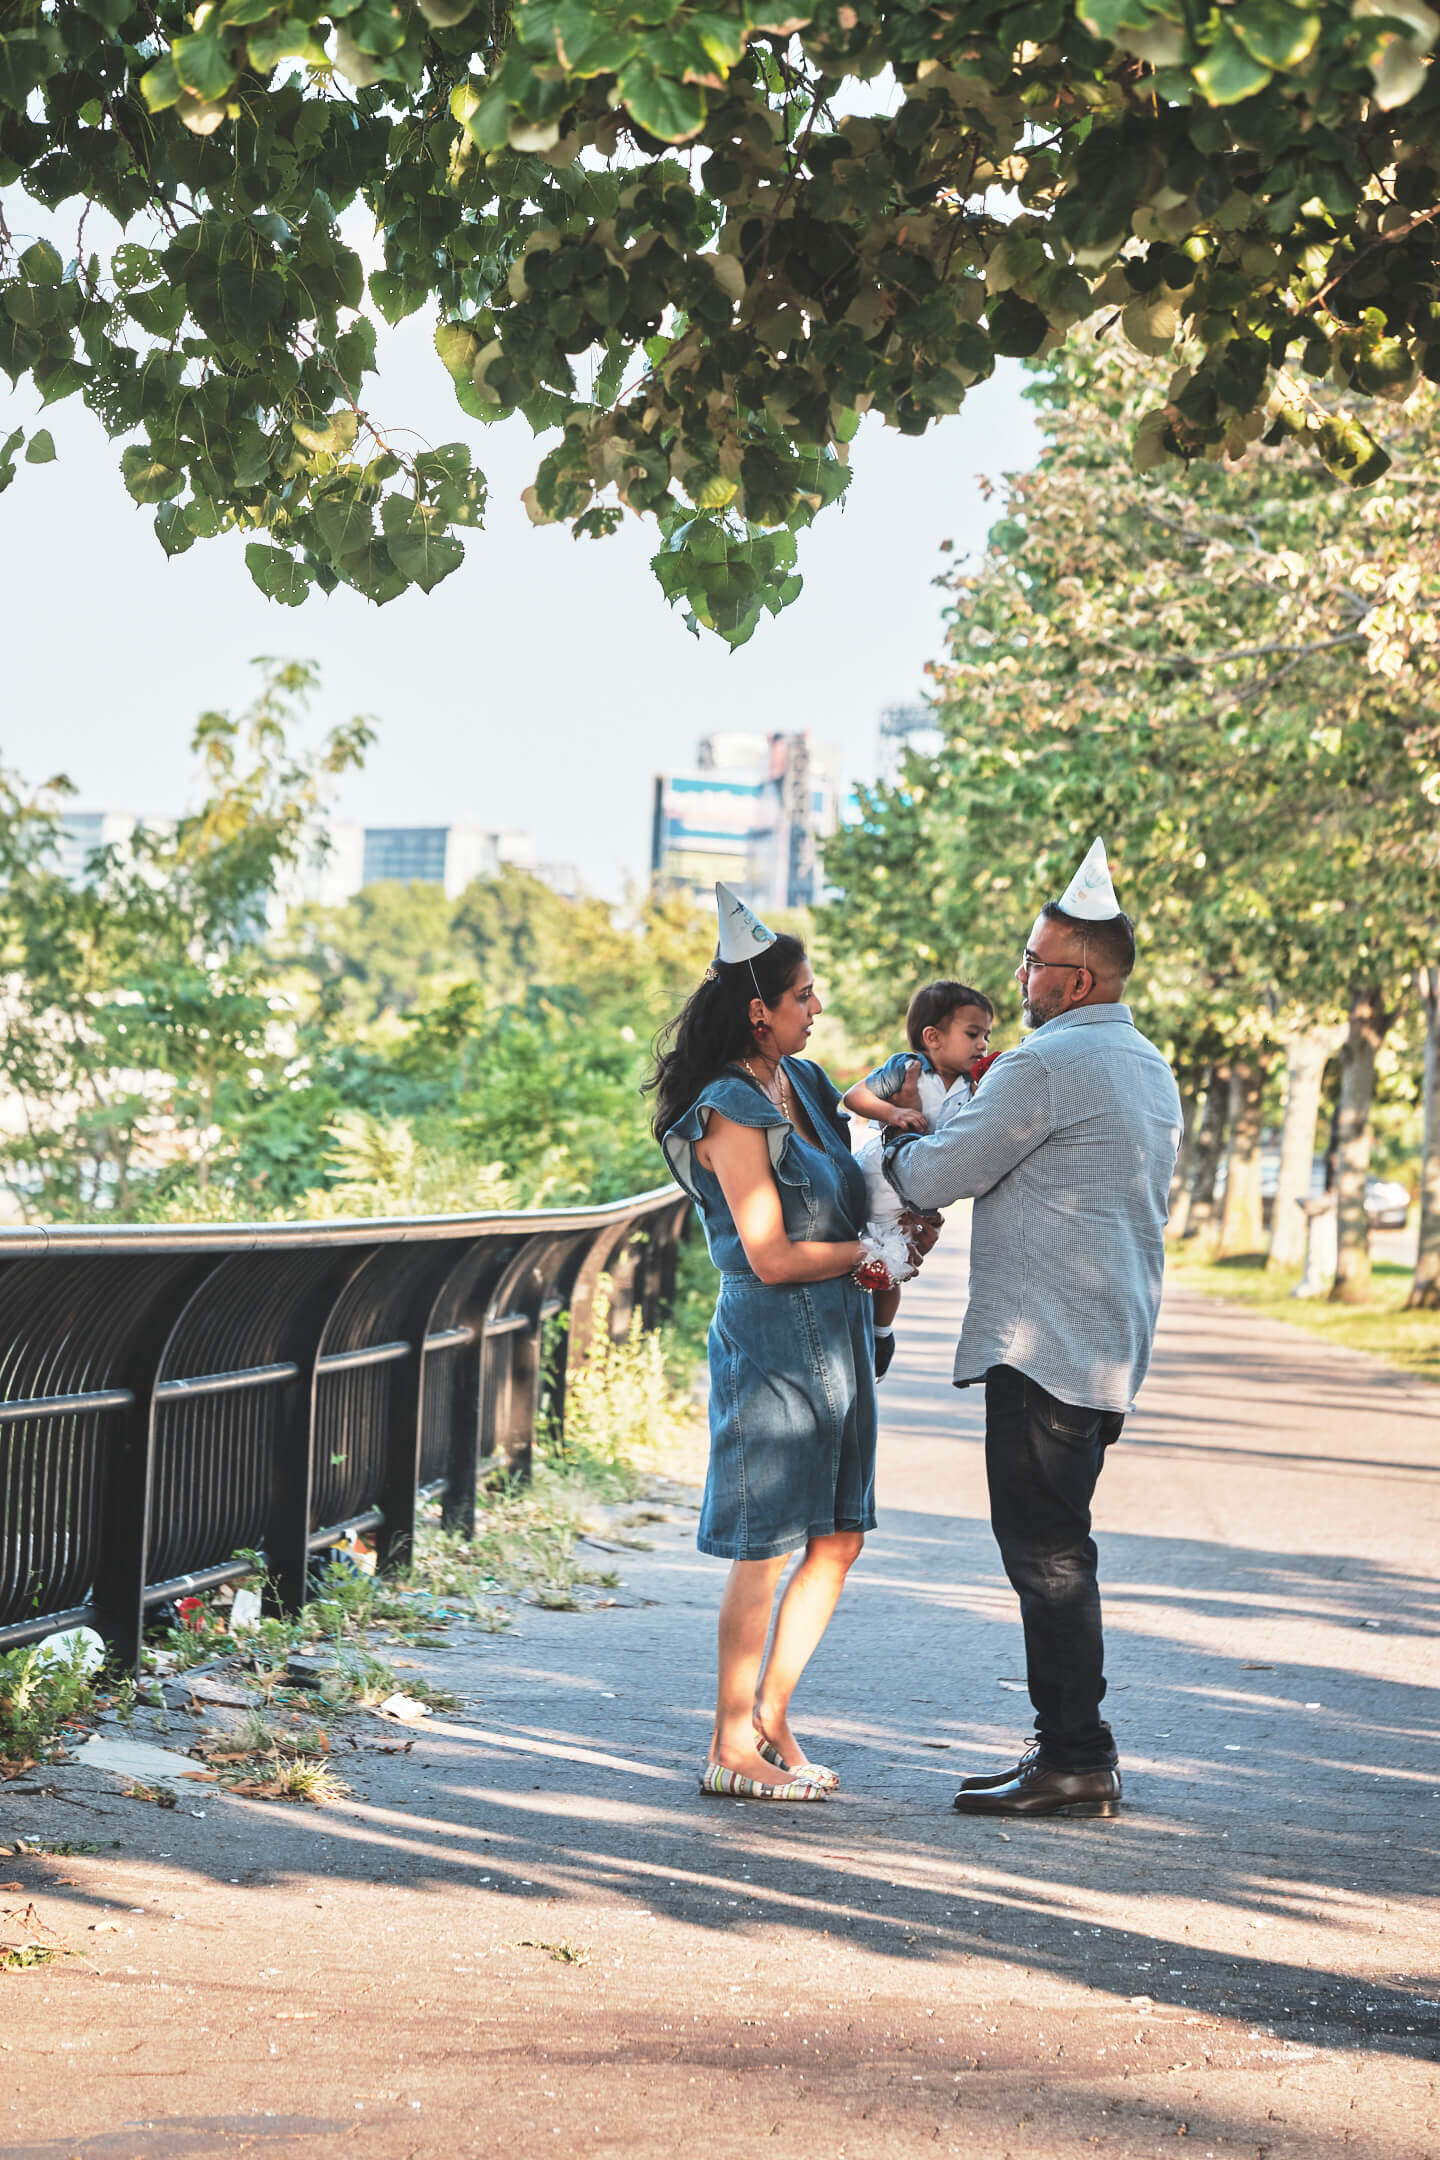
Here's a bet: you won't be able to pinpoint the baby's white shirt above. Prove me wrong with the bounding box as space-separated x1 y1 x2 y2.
915 1065 958 1126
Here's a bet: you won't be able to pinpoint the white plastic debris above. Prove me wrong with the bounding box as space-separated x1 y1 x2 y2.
229 1587 263 1633
376 1693 428 1724
34 1625 106 1674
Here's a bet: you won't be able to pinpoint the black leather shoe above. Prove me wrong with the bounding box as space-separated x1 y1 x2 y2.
957 1745 1044 1792
874 1331 896 1380
952 1760 1122 1818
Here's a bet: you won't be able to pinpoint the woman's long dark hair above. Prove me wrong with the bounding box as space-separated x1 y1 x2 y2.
645 933 809 1140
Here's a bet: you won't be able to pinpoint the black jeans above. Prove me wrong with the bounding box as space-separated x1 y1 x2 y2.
984 1364 1125 1770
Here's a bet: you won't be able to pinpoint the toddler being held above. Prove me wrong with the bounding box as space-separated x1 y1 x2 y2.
842 980 995 1378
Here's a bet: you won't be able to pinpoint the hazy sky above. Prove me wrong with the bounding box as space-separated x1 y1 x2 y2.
0 305 1039 895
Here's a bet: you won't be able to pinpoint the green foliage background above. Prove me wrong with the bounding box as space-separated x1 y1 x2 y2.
0 661 718 1224
818 336 1440 1184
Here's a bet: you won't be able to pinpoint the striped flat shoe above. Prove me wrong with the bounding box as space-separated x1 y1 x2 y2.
754 1728 840 1792
699 1762 827 1802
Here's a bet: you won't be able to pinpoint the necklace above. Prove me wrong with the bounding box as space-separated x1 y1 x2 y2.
743 1055 792 1122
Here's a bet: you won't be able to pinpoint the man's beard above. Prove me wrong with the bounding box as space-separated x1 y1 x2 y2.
1022 985 1065 1030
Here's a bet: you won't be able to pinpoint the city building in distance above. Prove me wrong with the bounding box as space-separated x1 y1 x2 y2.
304 822 568 906
55 813 578 908
877 703 944 782
651 731 844 911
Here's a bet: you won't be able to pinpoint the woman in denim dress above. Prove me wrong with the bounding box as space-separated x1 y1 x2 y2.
650 889 923 1801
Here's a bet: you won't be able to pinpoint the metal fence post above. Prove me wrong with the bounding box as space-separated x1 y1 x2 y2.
422 1239 523 1537
88 1257 220 1671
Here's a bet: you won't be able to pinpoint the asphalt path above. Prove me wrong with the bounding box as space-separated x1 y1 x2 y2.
2 1217 1437 2158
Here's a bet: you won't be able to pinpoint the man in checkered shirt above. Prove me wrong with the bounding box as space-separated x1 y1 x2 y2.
885 875 1181 1820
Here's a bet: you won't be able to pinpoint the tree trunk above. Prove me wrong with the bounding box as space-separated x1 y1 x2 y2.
1329 986 1391 1305
1216 1058 1268 1259
1267 1024 1343 1272
1408 965 1440 1310
1183 1062 1231 1247
1166 1084 1202 1240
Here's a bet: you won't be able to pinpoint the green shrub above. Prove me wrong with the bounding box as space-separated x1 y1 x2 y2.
0 1640 102 1765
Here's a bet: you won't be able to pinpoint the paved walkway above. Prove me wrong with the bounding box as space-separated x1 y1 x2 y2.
3 1224 1437 2158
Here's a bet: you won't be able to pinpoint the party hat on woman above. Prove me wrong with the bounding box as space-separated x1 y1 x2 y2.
715 881 779 963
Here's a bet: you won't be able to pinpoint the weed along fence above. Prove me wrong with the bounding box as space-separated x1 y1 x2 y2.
0 1186 689 1671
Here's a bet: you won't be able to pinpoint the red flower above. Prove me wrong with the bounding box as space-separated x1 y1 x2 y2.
970 1051 1002 1085
853 1256 896 1294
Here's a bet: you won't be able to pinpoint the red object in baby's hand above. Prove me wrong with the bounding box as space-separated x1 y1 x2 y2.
970 1052 1002 1085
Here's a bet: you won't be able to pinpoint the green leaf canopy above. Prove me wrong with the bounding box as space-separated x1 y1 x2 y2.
3 0 1440 638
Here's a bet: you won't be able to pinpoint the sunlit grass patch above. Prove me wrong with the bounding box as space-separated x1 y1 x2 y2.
1166 1252 1440 1381
517 1937 592 1966
194 1709 350 1804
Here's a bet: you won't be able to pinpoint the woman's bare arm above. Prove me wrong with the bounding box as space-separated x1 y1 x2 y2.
694 1113 864 1286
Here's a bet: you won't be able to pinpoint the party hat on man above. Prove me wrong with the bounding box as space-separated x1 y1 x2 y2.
715 881 779 964
1056 837 1120 920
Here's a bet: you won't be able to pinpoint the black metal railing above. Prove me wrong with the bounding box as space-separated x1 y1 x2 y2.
0 1185 689 1669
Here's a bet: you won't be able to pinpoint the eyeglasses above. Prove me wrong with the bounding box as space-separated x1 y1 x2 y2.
1019 950 1086 976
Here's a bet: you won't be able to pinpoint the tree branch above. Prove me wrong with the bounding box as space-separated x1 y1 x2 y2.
1301 202 1440 319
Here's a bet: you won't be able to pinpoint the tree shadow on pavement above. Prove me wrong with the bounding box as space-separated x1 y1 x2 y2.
15 1507 1435 2096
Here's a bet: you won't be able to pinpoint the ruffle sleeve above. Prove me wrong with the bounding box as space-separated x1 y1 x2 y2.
661 1073 799 1204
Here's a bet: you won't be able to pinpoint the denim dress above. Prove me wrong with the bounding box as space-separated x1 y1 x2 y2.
662 1060 878 1562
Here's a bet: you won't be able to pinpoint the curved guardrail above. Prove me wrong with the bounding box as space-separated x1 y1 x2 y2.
0 1185 689 1668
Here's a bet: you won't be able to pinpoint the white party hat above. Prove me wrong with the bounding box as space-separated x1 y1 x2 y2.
1056 837 1120 920
715 881 779 964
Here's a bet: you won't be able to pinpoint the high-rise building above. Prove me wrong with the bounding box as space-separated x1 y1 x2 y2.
54 810 143 884
52 811 569 914
651 732 843 910
283 823 569 908
355 823 529 898
877 703 944 781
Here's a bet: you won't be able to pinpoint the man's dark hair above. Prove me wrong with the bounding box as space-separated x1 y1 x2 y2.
905 978 995 1054
1041 902 1136 983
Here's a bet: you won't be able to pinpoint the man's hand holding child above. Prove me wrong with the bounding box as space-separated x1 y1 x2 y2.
886 1058 929 1133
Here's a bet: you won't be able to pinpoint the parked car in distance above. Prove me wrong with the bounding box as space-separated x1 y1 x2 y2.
1365 1178 1411 1230
1240 1152 1411 1229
